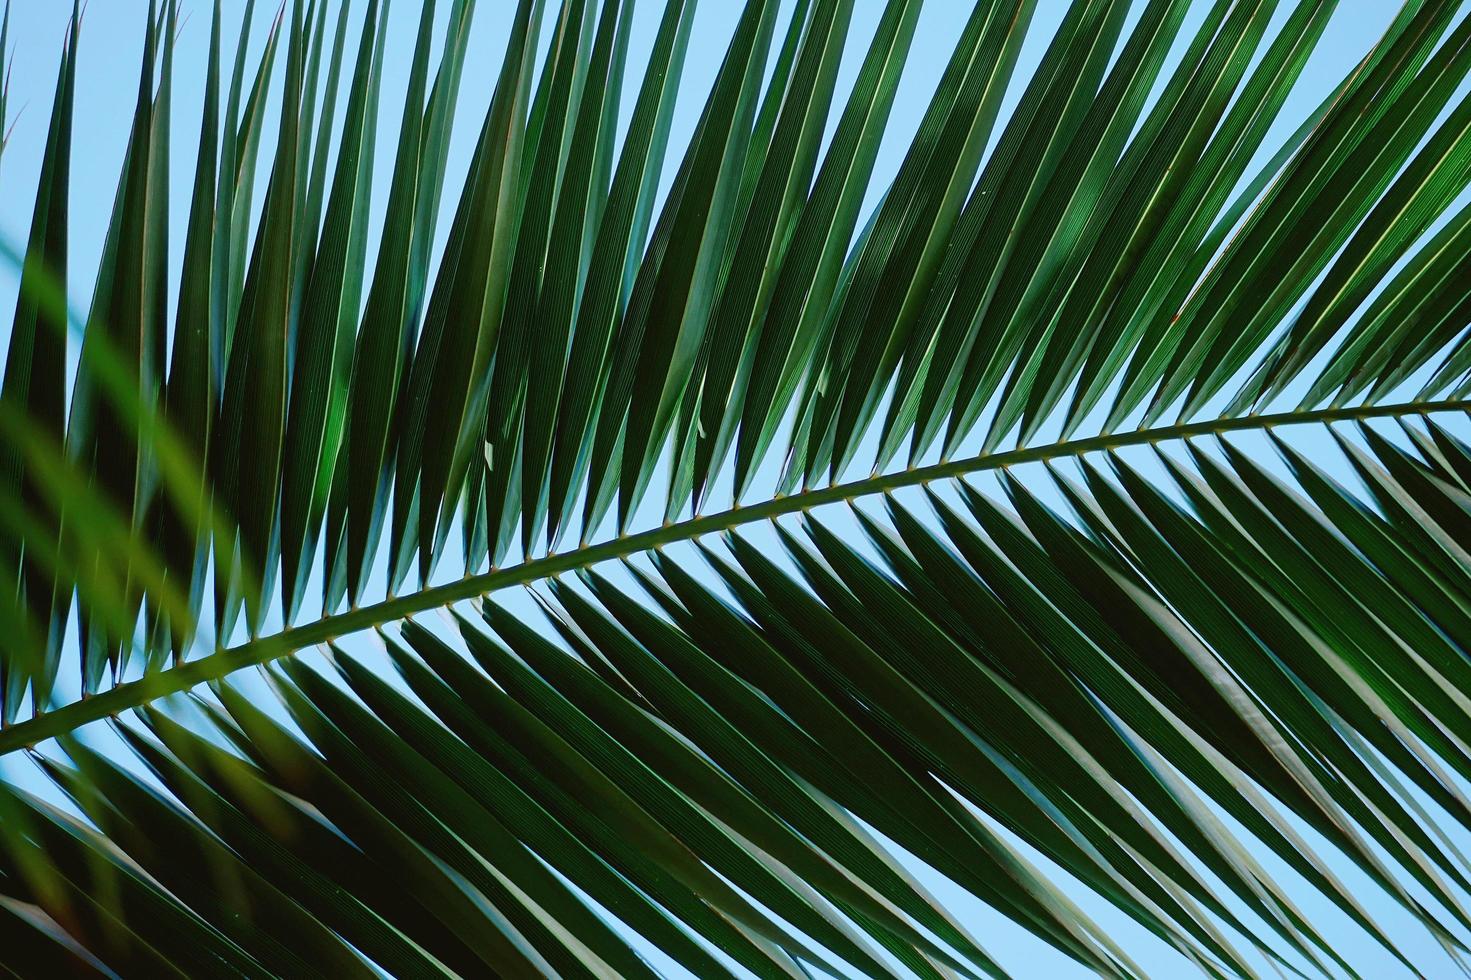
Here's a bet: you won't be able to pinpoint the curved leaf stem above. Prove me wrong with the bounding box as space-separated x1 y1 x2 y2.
4 395 1466 754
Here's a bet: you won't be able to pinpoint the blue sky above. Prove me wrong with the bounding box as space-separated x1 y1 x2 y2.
4 1 1471 977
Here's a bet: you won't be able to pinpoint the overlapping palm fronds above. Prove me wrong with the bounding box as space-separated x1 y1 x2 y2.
4 0 1471 975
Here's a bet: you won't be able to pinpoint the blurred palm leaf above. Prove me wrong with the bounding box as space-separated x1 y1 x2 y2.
3 0 1471 975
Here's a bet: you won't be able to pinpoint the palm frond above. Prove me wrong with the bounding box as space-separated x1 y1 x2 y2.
4 0 1471 975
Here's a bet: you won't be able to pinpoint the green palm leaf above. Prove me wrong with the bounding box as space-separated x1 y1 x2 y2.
4 0 1471 974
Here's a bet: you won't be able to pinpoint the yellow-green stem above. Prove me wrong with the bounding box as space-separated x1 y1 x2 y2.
3 396 1465 754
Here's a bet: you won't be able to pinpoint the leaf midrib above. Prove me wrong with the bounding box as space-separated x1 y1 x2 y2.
5 395 1465 754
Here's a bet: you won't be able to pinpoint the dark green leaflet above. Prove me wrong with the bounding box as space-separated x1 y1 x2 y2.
0 2 77 716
